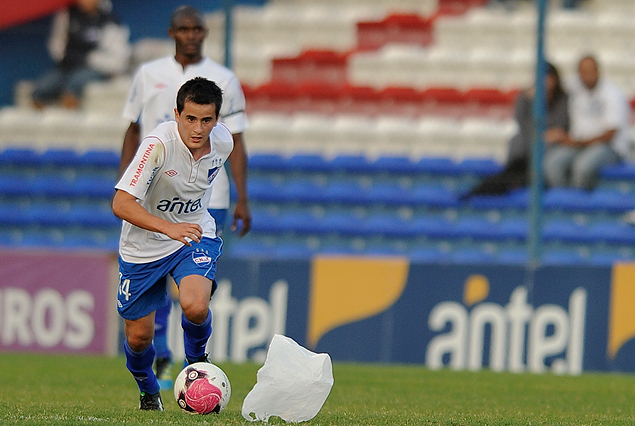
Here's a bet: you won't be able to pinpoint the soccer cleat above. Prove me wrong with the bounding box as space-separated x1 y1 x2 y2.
139 391 164 411
186 352 211 365
154 357 174 391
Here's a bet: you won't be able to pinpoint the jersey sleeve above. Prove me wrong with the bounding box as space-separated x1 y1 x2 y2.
219 75 248 134
115 136 165 200
122 67 145 123
212 123 235 162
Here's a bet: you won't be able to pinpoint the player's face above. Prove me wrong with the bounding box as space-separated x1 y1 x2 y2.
175 100 219 158
169 15 207 59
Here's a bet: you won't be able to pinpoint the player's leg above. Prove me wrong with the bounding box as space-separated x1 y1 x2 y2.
171 236 223 364
153 293 174 390
179 275 215 364
118 257 173 411
124 313 164 410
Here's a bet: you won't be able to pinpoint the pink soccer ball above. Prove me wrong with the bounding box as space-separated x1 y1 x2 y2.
173 362 231 414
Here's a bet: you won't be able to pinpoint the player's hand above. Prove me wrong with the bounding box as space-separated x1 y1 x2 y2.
231 199 252 238
164 222 203 246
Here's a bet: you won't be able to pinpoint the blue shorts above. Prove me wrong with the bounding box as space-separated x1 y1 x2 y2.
208 208 227 237
117 237 223 320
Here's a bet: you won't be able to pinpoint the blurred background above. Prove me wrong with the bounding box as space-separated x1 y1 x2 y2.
2 0 635 373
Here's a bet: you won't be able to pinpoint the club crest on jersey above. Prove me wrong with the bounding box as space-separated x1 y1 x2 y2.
192 248 212 267
208 167 220 184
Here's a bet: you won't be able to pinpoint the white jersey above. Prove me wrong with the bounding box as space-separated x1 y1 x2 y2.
123 56 248 209
566 76 631 159
116 121 234 264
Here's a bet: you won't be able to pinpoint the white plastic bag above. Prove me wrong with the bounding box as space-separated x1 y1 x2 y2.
242 334 334 423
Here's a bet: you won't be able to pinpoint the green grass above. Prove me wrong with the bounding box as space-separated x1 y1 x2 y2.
1 353 635 425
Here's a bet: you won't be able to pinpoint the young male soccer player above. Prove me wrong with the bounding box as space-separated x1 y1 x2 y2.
120 5 251 387
113 77 232 410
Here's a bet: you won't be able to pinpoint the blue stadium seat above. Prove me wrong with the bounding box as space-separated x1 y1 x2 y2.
40 148 81 166
410 215 454 239
543 219 589 244
497 218 527 241
415 157 460 175
407 246 449 263
274 242 315 259
410 185 460 208
80 149 120 168
0 147 41 166
280 179 327 203
366 182 412 205
450 247 497 264
67 205 121 227
322 180 368 204
71 175 117 198
248 176 284 202
457 158 503 176
588 189 635 213
0 173 34 197
543 249 588 265
452 216 501 240
467 188 529 210
588 221 635 245
329 154 373 173
496 249 528 265
543 188 593 212
286 154 331 172
371 156 419 174
361 212 410 237
248 153 288 172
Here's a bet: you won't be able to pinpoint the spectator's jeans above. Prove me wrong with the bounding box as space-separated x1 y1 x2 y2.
32 66 107 104
544 143 621 190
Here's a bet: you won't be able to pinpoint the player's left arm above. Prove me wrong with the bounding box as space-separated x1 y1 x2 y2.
228 132 251 237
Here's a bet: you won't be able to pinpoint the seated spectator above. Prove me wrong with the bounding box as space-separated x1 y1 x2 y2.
31 0 130 109
463 62 569 198
544 55 631 190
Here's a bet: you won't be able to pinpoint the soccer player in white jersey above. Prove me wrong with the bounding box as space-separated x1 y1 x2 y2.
113 77 232 410
119 5 251 389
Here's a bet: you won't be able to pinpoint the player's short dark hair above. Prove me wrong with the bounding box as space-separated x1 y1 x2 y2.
176 77 223 116
170 5 204 29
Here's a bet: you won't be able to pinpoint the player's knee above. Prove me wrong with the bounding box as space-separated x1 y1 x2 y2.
181 301 209 324
127 333 153 352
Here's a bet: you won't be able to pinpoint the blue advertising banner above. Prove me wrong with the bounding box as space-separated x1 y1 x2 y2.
209 257 635 374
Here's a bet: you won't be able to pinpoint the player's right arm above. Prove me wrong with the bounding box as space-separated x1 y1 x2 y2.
112 189 202 246
119 122 140 177
119 67 145 177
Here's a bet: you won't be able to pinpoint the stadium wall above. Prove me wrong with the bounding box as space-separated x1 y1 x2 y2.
4 249 635 375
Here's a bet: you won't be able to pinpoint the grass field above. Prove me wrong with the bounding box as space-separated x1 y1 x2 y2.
2 352 635 425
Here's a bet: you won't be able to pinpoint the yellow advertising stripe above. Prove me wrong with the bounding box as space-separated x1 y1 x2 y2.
608 263 635 360
307 256 409 349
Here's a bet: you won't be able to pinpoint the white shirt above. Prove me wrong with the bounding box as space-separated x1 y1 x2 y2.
123 56 248 208
116 121 233 263
566 76 631 159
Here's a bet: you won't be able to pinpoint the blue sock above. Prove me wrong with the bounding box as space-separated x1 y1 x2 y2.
154 301 172 360
124 340 160 394
182 309 212 362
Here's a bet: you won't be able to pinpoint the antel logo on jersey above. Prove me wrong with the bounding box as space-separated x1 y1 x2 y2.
156 197 203 214
130 143 155 187
192 249 212 267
